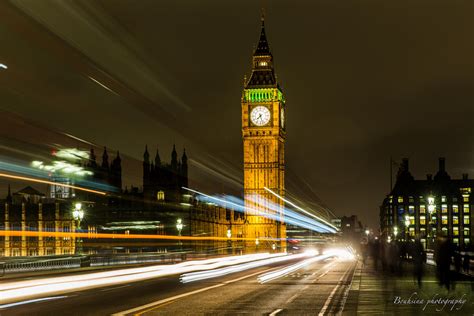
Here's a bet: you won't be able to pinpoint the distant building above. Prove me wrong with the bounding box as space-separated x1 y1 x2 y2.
339 215 364 243
89 145 244 253
86 147 122 193
331 218 341 230
142 145 187 203
380 158 473 250
0 146 247 257
0 187 77 256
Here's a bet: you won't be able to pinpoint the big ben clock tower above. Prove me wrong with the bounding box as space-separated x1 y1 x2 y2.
242 15 286 250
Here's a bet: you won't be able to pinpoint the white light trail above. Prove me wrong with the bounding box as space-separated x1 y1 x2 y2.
0 63 7 70
0 253 280 303
0 296 67 310
31 160 93 176
264 187 338 232
323 248 356 261
53 148 89 160
257 254 332 283
88 76 119 96
180 252 308 283
183 187 336 233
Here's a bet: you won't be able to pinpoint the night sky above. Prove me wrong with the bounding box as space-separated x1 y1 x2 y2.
0 0 473 228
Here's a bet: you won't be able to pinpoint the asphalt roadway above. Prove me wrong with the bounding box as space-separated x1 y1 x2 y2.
0 257 356 316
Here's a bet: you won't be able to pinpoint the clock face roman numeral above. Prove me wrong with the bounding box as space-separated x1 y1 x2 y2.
250 106 271 126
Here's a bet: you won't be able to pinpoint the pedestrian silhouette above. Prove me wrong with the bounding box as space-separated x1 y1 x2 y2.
453 250 462 274
412 238 425 288
435 235 454 290
389 241 399 274
371 239 380 271
463 252 470 275
380 241 387 272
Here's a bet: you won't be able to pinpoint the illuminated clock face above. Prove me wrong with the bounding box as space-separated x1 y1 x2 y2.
280 107 285 128
250 106 271 126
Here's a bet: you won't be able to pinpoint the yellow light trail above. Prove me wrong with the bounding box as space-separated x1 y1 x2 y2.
0 230 279 242
0 172 107 195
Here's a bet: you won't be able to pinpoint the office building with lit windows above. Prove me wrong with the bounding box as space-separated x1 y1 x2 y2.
380 158 473 250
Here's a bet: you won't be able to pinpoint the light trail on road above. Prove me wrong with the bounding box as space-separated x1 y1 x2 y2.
0 253 285 304
180 252 312 283
257 254 333 283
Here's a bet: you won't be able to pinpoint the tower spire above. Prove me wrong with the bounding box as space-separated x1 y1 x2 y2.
254 12 271 57
6 184 12 203
246 12 278 88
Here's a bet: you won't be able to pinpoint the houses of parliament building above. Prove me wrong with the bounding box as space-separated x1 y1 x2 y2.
0 14 287 256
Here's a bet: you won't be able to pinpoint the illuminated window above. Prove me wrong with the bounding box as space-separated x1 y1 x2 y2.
453 216 459 225
410 216 415 225
441 204 447 213
409 196 414 203
463 196 469 202
453 227 459 236
463 227 470 235
398 207 405 214
157 191 165 201
409 227 415 236
464 216 470 225
453 238 459 245
461 187 471 193
420 205 426 214
398 196 404 203
442 215 448 225
409 206 415 214
259 61 268 67
464 204 470 213
453 205 459 213
441 196 446 202
420 216 426 225
464 238 470 246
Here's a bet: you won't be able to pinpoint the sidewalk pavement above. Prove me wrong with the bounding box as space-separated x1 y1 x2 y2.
343 258 474 315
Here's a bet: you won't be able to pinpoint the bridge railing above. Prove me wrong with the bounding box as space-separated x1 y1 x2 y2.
0 256 81 274
0 252 196 275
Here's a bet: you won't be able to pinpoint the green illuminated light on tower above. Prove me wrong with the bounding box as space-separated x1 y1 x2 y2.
243 88 285 103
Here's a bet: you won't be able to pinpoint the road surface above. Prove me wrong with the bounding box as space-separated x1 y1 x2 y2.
0 257 355 315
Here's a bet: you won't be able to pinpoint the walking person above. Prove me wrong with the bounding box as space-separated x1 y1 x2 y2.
435 235 454 290
463 252 470 275
412 237 425 288
453 250 462 274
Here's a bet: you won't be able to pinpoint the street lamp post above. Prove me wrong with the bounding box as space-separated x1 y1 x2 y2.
227 228 232 254
176 218 183 251
72 202 84 255
427 196 436 250
404 215 410 241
